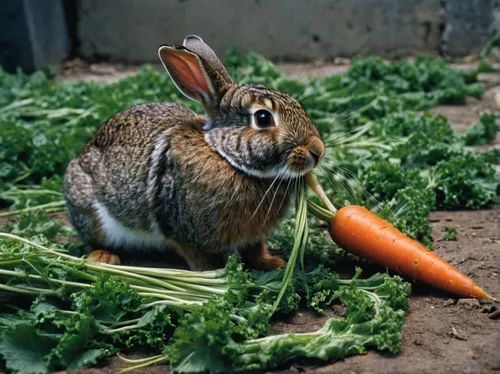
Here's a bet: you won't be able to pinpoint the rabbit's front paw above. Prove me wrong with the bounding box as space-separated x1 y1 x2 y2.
242 242 287 270
87 250 121 265
252 254 287 270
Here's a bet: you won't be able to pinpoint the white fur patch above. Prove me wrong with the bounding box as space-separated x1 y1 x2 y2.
93 201 168 249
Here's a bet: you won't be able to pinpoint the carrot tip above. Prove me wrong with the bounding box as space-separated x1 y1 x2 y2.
484 294 496 302
474 286 496 301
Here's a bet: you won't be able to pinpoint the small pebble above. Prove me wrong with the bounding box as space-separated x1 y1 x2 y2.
488 310 500 320
444 299 455 307
451 326 467 341
457 298 481 310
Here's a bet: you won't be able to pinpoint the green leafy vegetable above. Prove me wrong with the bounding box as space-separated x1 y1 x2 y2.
166 269 410 373
443 227 457 241
0 50 497 373
462 114 498 146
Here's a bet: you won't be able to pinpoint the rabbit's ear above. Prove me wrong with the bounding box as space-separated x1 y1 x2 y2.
158 44 227 106
183 35 232 86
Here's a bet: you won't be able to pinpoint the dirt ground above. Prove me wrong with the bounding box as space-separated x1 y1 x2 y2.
25 60 500 374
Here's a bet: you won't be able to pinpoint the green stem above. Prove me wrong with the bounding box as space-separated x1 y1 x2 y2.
117 356 167 374
118 266 223 279
0 269 91 290
85 266 188 293
104 318 141 327
129 285 214 300
162 280 226 294
0 98 34 113
13 171 32 183
0 283 57 295
140 300 201 311
104 324 145 334
0 233 188 293
145 276 227 285
307 199 333 223
272 182 307 312
117 354 164 364
137 292 198 303
0 201 66 217
1 189 63 197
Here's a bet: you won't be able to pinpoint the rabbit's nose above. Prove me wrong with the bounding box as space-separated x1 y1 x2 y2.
307 136 325 166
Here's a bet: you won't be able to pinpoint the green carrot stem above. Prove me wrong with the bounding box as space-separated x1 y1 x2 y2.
272 182 307 312
307 199 333 223
305 172 337 214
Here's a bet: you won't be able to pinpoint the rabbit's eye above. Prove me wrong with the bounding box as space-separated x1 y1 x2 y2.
254 110 274 128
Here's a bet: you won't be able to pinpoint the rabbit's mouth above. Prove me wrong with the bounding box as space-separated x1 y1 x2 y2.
286 136 325 176
286 155 316 177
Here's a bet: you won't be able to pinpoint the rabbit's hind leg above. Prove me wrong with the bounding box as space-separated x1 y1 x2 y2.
64 159 122 265
240 242 286 270
66 198 122 265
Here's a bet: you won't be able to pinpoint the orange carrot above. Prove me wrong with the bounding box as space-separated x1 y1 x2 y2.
304 172 494 301
329 205 494 300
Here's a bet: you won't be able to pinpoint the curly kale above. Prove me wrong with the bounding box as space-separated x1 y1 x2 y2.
462 114 498 146
166 269 411 373
429 151 497 209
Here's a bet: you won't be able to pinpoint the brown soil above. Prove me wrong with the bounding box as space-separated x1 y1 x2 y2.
25 61 500 374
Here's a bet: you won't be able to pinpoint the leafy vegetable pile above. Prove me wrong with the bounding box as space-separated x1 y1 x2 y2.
0 231 410 373
0 51 498 373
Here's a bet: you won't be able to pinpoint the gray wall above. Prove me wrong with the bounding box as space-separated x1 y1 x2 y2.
78 0 495 63
0 0 69 72
442 0 496 56
0 0 496 72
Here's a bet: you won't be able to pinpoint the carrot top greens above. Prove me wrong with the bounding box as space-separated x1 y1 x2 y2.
0 51 498 373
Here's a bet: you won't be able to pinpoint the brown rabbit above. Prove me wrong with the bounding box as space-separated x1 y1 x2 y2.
63 35 325 270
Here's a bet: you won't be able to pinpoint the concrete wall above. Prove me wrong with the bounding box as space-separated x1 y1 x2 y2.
0 0 69 72
78 0 442 63
0 0 496 72
442 0 495 57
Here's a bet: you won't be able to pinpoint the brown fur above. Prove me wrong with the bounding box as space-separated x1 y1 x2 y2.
63 36 324 270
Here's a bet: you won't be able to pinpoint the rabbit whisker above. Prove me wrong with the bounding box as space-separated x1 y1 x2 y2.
320 164 378 205
325 123 372 146
261 167 288 229
327 163 376 204
277 169 294 216
249 164 287 222
321 165 358 203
